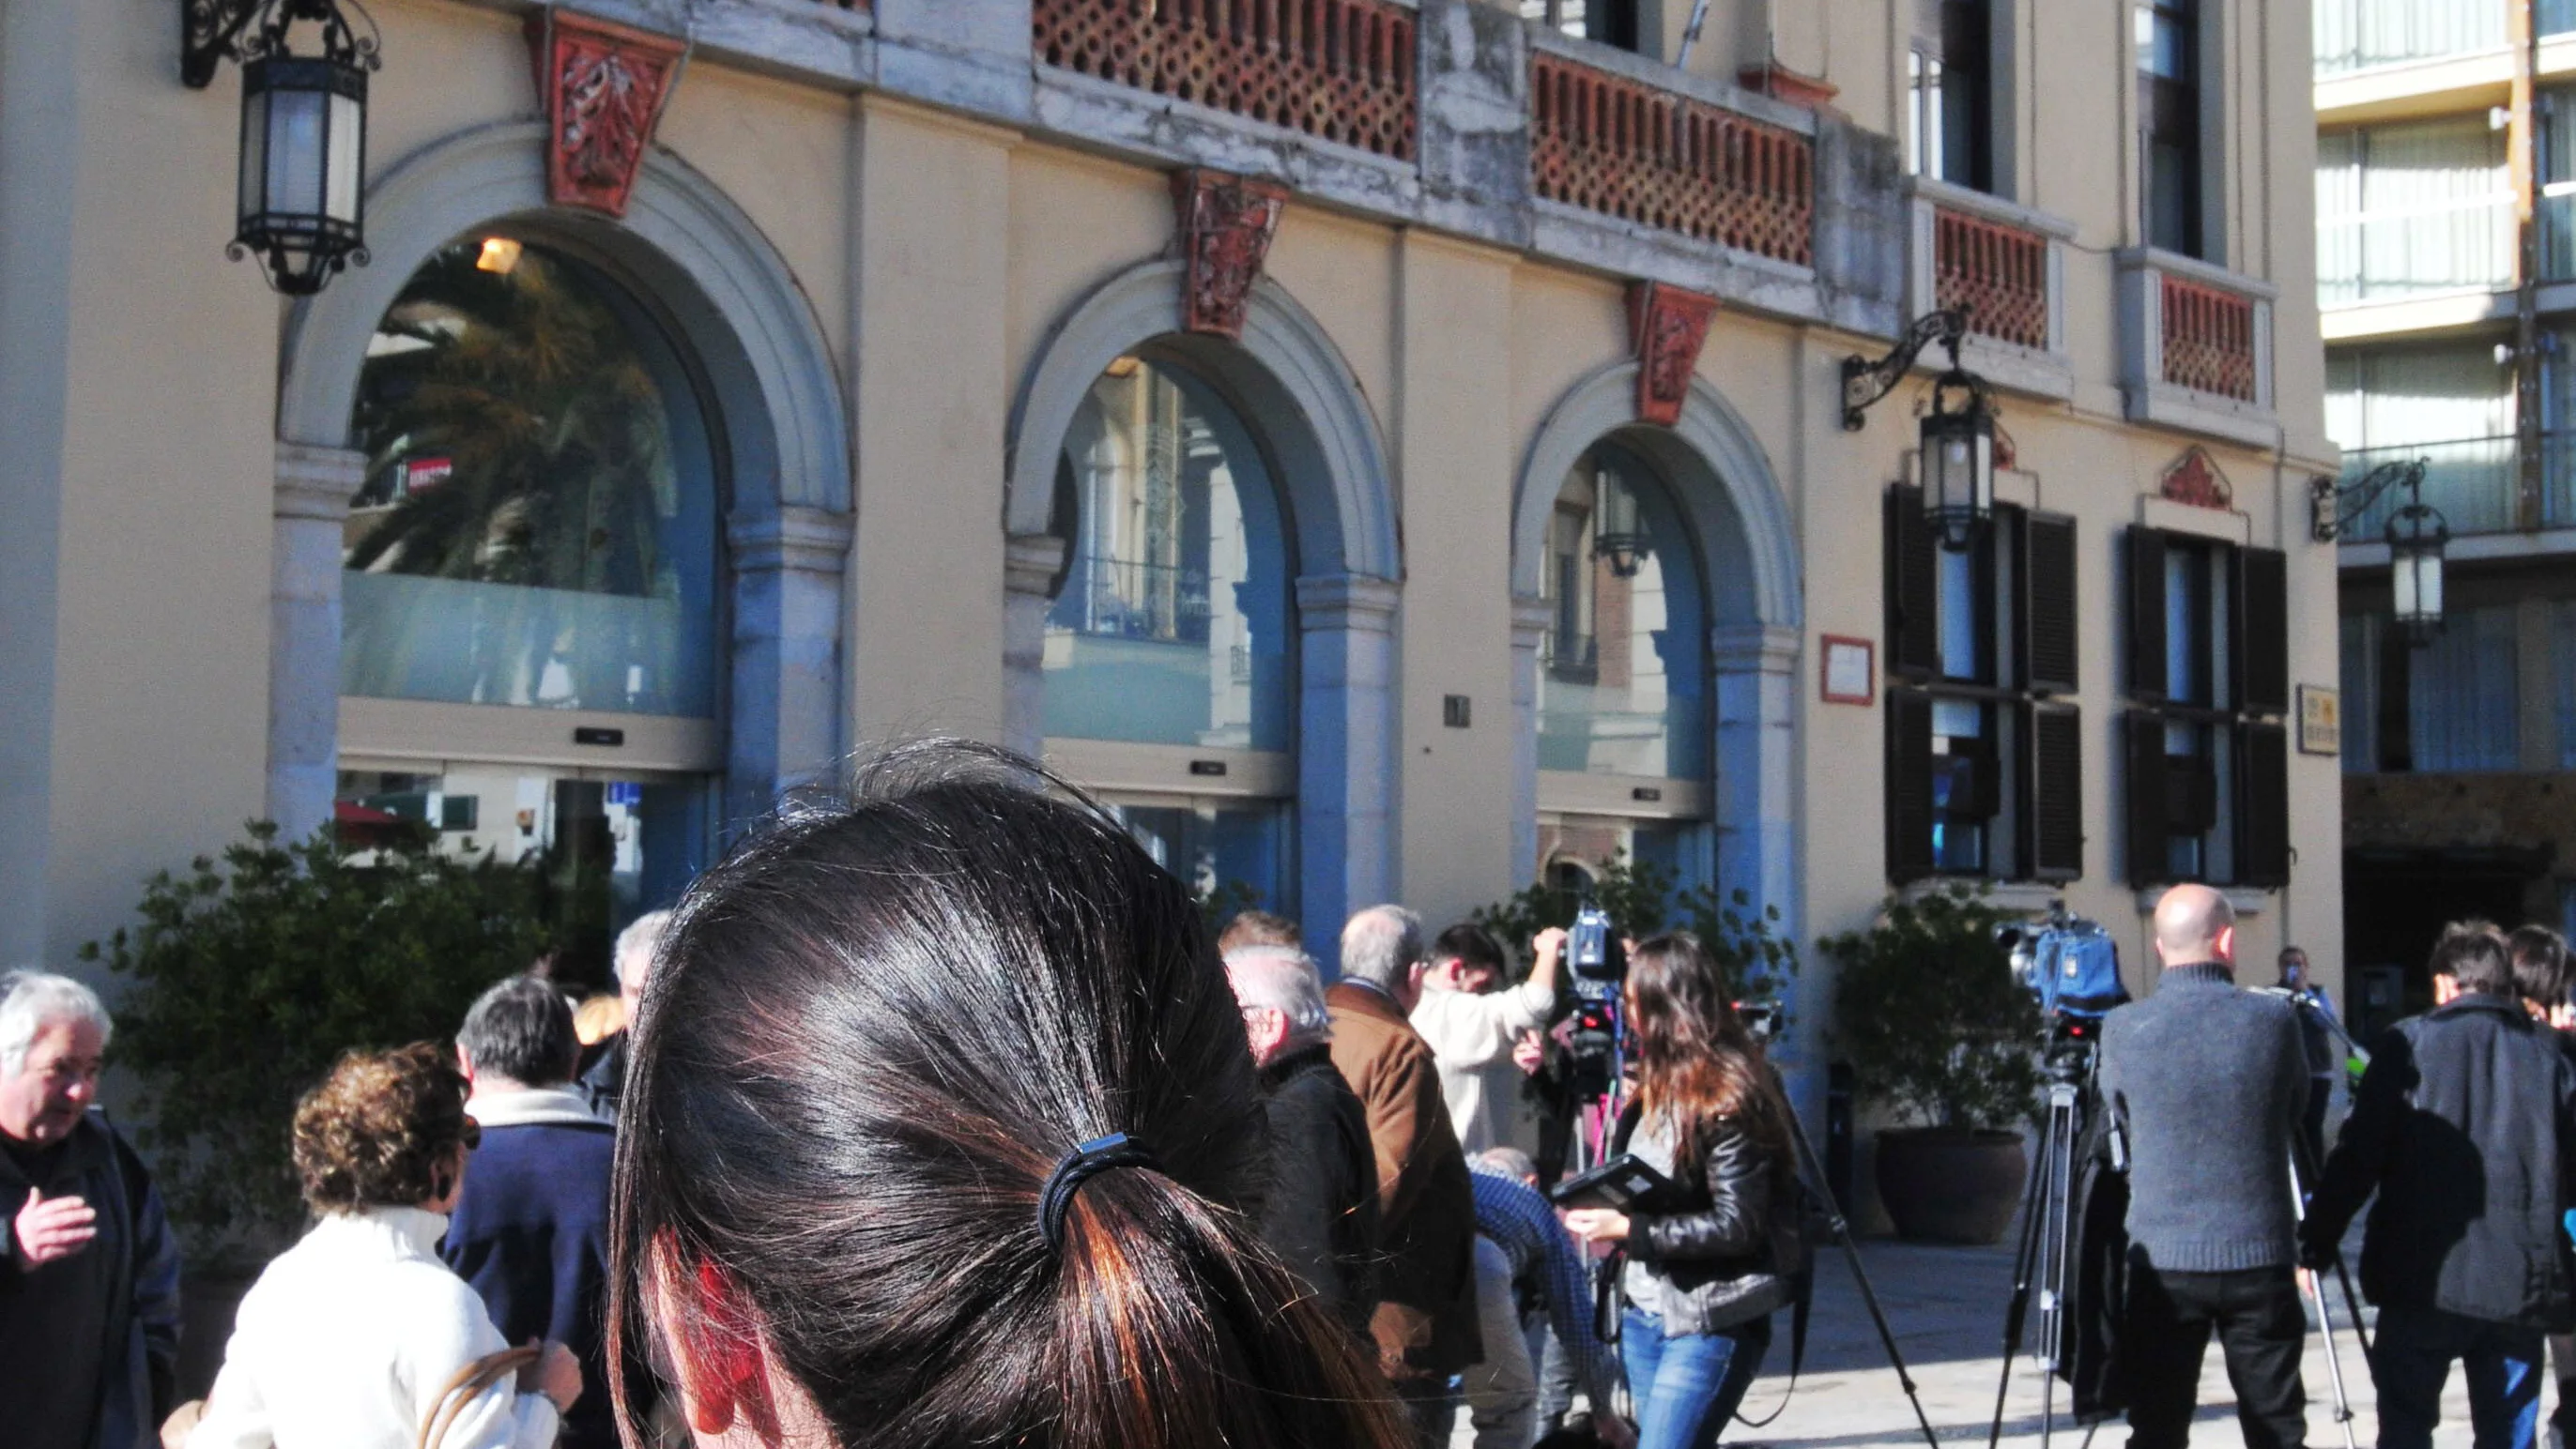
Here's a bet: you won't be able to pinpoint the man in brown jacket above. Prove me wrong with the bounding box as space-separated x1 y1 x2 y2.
1327 904 1482 1447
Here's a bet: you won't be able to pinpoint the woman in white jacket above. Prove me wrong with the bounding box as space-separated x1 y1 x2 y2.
189 1043 580 1449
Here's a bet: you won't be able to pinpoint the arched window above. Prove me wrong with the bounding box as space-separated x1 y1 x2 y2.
1044 355 1296 912
333 235 722 984
1536 439 1710 882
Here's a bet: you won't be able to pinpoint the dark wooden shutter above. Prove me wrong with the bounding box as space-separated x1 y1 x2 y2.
1887 688 1936 884
1885 486 1940 681
2022 511 2079 696
2018 702 2084 882
2239 720 2292 888
2126 527 2169 704
2124 709 2170 887
2237 546 2290 716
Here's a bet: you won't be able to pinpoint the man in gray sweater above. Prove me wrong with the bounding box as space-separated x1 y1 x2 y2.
2100 884 2310 1449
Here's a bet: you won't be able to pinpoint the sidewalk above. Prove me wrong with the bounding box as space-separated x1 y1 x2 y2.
1733 1236 2486 1449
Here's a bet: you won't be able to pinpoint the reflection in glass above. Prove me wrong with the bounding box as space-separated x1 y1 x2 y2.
1045 358 1293 750
333 767 711 989
1110 799 1294 920
344 239 720 717
1536 443 1709 779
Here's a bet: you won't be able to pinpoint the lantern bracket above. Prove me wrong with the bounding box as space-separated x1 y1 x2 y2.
182 0 378 89
1842 307 1971 431
2308 456 2430 543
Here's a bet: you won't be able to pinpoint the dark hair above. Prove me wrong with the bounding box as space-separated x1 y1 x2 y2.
1217 909 1302 955
608 743 1405 1449
293 1043 474 1213
459 975 580 1086
1432 922 1506 975
2510 925 2571 1008
1626 932 1792 1173
2430 920 2513 997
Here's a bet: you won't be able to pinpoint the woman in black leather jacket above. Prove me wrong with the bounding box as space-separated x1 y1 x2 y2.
1564 934 1799 1449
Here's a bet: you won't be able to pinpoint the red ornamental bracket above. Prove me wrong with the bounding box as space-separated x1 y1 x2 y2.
1627 282 1721 427
529 9 687 219
1173 170 1289 341
2160 446 2234 511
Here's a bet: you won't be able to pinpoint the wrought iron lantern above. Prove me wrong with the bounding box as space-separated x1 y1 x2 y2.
183 0 380 296
2310 455 2444 648
1590 474 1649 579
1844 308 1999 553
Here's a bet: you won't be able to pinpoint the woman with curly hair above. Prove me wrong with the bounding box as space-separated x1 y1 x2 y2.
186 1043 580 1448
1562 933 1802 1449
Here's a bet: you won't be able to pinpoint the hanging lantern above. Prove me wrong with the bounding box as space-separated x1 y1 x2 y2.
1921 369 1995 552
190 0 379 296
1590 471 1650 579
2386 498 2448 648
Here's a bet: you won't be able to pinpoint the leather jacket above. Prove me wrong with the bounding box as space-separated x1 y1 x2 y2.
1613 1102 1800 1335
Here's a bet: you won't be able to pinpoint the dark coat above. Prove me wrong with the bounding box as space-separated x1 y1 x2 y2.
0 1110 181 1449
1254 1043 1381 1338
440 1088 621 1449
1611 1102 1801 1335
1325 981 1482 1379
2305 993 2576 1331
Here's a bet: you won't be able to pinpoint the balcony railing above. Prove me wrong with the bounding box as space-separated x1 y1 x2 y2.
1528 47 1813 267
2117 250 2276 442
1052 555 1217 644
1934 206 2049 351
2314 0 2507 79
2318 195 2517 307
1033 0 1418 161
2160 273 2260 402
2338 437 2518 537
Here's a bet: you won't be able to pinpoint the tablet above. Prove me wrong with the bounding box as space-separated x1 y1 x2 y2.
1546 1153 1681 1214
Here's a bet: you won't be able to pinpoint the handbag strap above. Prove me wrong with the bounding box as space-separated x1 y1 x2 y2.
416 1345 543 1449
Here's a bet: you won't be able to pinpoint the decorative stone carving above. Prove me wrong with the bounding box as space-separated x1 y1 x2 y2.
528 9 686 219
1626 282 1721 428
2159 447 2234 511
1173 169 1289 341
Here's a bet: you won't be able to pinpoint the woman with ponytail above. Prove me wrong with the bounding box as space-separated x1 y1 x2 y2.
1562 934 1802 1449
605 741 1409 1449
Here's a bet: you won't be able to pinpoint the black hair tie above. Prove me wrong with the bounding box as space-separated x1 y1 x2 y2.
1036 1132 1161 1251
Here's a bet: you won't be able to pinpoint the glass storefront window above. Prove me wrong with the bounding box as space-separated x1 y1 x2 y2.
1108 798 1295 920
1536 444 1710 779
1044 357 1294 751
344 238 721 717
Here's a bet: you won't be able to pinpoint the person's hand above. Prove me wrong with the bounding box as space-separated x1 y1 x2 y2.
13 1189 97 1272
1596 1411 1639 1449
1532 926 1569 969
2295 1226 2335 1274
1512 1030 1545 1076
1561 1208 1631 1258
520 1340 582 1415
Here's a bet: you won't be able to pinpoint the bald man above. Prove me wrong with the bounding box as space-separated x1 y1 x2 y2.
2099 884 2311 1449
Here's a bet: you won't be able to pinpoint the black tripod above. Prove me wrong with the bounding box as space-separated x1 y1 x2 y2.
1988 1042 2095 1449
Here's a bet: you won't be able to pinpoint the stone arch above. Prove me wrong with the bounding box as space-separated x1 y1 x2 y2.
266 120 850 836
1002 258 1401 961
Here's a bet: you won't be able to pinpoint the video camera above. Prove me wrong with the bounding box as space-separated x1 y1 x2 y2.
1566 901 1624 1001
1999 904 2127 1075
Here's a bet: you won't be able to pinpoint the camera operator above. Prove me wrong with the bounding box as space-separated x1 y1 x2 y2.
2099 884 2311 1449
2274 946 2338 1169
2302 922 2576 1449
1412 923 1566 1156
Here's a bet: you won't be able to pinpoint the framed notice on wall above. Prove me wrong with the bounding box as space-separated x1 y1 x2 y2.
1821 635 1875 706
2297 685 2339 755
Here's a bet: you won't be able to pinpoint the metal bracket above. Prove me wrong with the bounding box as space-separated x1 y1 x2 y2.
1842 308 1970 431
181 0 377 89
182 0 264 87
2309 457 2429 543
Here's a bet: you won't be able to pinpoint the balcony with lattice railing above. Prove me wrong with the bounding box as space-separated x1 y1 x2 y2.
1527 43 1814 267
1032 0 1418 161
2117 249 2277 445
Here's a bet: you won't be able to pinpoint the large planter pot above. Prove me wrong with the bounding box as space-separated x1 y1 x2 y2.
1875 1127 2027 1244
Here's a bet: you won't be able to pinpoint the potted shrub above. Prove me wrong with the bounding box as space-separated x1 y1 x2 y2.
1821 885 2043 1243
1470 855 1799 1018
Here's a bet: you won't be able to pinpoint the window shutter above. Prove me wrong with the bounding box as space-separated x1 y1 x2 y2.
2022 511 2080 695
2239 720 2292 888
2237 546 2290 716
1887 688 1937 884
1885 486 1940 681
2124 709 2170 887
2126 527 2169 703
2019 702 2084 882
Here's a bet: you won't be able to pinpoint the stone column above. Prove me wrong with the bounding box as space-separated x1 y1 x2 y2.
1001 533 1068 759
1509 593 1553 885
1710 622 1810 1113
728 505 852 823
1296 572 1402 972
268 444 362 839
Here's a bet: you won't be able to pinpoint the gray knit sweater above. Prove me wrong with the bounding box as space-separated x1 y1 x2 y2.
2098 964 2310 1273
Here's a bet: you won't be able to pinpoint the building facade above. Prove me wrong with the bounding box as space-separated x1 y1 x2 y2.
2318 0 2576 1034
1 0 2333 1111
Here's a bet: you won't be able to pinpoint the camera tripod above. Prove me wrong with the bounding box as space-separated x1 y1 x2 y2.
1988 1040 2098 1449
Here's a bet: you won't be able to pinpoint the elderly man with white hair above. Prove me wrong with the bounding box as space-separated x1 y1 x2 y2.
0 969 181 1449
578 909 671 1122
1225 943 1380 1337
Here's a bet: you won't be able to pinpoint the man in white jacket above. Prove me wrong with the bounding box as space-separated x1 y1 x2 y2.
1408 924 1565 1155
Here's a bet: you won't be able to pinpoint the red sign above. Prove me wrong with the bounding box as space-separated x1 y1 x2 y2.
402 457 453 496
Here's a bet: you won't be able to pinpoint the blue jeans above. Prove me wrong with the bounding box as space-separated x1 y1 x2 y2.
1621 1309 1771 1449
2369 1305 2543 1449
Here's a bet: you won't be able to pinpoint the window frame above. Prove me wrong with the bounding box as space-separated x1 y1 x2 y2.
2123 526 2291 889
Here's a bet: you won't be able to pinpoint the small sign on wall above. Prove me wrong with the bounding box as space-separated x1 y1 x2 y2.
2298 685 2340 755
1821 635 1875 706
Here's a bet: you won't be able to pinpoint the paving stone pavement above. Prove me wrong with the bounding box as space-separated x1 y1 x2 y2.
1722 1235 2507 1449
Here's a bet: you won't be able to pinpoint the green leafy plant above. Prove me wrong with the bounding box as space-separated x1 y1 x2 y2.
1820 885 2044 1132
1469 855 1799 1012
81 822 558 1268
